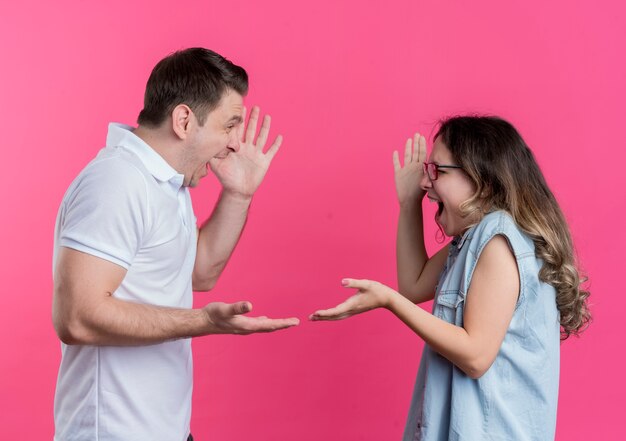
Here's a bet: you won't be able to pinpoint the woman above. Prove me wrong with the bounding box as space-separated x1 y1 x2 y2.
311 116 590 440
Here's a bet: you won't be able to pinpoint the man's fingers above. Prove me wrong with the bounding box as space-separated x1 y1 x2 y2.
227 301 252 316
249 316 300 332
393 150 401 172
272 317 300 328
265 135 283 160
238 106 247 142
255 114 271 149
244 106 260 144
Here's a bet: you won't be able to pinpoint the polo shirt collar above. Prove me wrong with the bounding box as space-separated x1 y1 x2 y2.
106 123 185 190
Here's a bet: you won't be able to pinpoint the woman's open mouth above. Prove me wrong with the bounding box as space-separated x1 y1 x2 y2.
427 194 445 220
436 201 444 218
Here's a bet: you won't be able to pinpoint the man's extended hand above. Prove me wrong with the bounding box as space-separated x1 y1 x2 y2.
203 301 299 335
209 106 282 198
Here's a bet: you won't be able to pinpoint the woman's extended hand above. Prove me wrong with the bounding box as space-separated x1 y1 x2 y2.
309 279 398 321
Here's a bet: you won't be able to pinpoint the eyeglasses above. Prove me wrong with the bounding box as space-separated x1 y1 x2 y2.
423 162 463 181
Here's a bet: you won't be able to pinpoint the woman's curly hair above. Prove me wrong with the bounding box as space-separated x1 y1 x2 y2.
435 116 591 340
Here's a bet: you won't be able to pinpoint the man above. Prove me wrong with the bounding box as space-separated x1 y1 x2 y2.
52 48 299 441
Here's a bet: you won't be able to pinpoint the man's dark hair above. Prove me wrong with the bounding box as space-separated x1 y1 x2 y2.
137 48 248 127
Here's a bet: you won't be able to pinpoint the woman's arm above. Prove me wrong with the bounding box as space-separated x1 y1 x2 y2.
311 235 519 379
394 134 446 303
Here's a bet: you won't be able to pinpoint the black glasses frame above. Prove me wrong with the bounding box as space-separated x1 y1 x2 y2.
423 162 463 181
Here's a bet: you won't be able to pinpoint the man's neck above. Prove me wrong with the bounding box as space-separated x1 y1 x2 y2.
134 125 183 173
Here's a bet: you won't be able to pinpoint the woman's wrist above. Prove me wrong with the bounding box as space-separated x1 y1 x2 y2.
381 286 401 310
398 196 424 213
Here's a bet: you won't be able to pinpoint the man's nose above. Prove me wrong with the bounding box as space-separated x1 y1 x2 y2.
228 132 241 152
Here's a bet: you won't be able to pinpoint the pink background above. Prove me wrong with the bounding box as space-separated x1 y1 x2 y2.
1 0 624 439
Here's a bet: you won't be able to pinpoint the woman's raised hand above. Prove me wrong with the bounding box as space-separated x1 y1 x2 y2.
393 133 428 206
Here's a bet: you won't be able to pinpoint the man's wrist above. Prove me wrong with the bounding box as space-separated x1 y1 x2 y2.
220 189 253 205
199 304 220 335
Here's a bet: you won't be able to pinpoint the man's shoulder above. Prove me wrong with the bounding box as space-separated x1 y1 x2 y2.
87 146 149 177
63 147 150 210
78 147 149 190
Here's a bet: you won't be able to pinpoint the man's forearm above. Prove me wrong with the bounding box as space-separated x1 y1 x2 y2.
193 190 252 290
54 294 211 346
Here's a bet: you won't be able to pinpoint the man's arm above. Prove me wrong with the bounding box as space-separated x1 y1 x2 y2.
192 106 281 291
192 191 251 291
53 247 299 346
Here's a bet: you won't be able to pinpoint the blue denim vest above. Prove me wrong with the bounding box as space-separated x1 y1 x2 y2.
403 211 560 441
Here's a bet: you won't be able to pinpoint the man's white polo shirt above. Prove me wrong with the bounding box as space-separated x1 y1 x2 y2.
53 123 197 441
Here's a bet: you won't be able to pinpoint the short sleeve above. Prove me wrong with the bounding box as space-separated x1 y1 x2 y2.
58 158 148 269
462 211 530 308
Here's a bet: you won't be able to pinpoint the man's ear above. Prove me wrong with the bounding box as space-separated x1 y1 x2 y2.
171 104 193 140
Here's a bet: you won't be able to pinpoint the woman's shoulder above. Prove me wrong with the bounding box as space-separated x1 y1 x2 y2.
468 211 534 254
476 210 522 232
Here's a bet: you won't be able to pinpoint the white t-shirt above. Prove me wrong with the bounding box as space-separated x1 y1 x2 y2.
53 123 197 441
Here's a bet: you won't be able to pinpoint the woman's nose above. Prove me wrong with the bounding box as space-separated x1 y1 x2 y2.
420 172 432 191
